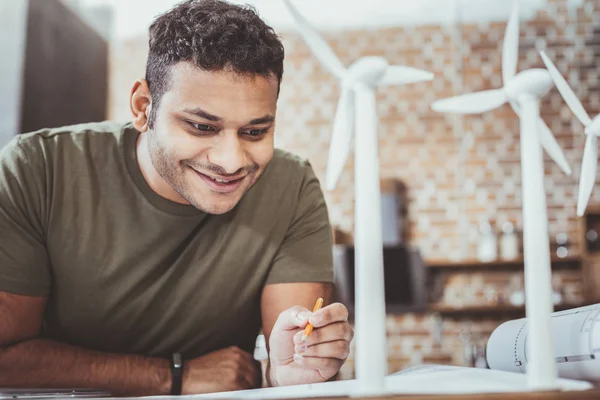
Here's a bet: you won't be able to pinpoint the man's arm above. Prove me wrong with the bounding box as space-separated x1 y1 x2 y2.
0 138 174 396
261 282 335 386
261 282 333 348
0 291 171 396
259 159 353 387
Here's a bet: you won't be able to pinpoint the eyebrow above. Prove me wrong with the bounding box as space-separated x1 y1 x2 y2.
248 115 275 125
183 107 221 122
182 107 274 125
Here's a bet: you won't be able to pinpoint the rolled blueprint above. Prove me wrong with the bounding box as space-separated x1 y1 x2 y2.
487 303 600 382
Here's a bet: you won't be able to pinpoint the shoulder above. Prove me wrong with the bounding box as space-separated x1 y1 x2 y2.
247 148 325 214
262 148 317 188
16 121 126 155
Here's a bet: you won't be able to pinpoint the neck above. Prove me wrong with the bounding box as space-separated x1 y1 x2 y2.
136 132 190 205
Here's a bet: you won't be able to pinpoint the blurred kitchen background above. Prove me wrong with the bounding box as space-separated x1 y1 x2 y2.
2 0 600 381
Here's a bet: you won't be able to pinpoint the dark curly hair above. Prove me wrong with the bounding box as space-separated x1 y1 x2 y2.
145 0 285 127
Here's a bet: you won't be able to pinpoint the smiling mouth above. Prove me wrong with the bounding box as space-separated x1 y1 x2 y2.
191 168 247 193
205 174 243 183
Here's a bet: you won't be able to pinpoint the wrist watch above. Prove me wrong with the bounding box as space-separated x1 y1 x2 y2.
170 352 183 395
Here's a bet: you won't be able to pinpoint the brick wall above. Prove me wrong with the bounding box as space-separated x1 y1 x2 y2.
108 0 600 377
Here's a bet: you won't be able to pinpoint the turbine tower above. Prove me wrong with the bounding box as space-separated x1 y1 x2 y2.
432 2 571 390
283 0 434 394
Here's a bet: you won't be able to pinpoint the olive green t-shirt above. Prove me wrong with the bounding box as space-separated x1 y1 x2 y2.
0 121 333 359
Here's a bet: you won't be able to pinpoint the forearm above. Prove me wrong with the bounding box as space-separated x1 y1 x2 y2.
0 338 171 397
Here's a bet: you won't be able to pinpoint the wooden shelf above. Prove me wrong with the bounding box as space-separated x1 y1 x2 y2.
428 302 588 316
425 255 582 270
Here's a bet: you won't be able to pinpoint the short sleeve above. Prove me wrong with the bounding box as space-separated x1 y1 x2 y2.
266 161 333 284
0 137 51 296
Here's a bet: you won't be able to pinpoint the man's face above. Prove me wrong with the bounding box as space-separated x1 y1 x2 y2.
147 63 278 214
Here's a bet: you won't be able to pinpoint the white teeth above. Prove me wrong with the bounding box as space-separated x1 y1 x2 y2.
211 177 231 183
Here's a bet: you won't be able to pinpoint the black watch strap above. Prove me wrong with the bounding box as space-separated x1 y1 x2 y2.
170 352 183 395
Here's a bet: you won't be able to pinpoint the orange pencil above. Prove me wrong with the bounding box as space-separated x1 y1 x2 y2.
302 297 324 342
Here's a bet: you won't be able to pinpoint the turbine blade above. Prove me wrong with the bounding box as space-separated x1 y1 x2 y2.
325 87 355 190
577 135 598 216
378 65 434 86
540 51 592 127
511 102 572 176
503 1 520 84
282 0 346 79
432 89 507 114
538 118 572 176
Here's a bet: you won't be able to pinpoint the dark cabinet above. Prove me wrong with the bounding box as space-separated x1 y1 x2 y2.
0 0 107 144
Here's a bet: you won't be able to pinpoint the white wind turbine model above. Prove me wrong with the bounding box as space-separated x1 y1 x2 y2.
431 2 571 391
282 0 434 395
540 51 600 217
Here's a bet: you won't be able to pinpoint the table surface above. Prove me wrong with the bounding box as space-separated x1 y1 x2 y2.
2 389 600 400
291 389 600 400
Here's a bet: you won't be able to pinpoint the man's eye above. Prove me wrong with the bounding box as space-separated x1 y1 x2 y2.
244 129 268 137
191 123 215 132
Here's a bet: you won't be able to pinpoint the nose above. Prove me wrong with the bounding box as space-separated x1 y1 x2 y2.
207 132 246 175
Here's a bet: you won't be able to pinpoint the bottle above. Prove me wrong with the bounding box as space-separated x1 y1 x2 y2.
551 275 563 306
429 312 444 349
587 228 599 253
555 233 569 258
459 325 475 367
500 221 519 260
477 221 497 262
474 342 489 369
508 275 525 306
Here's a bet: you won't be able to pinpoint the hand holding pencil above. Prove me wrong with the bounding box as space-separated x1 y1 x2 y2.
301 297 323 341
267 298 354 387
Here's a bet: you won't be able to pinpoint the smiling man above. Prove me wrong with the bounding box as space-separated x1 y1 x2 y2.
0 0 353 396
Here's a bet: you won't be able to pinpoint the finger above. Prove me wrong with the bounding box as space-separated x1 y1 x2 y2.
293 321 354 346
308 302 348 328
239 358 262 389
295 339 350 360
228 347 262 388
292 354 343 380
273 305 312 331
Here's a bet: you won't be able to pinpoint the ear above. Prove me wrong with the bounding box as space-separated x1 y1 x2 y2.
130 79 152 132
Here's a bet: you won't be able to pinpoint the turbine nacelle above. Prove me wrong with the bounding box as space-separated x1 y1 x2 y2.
505 69 554 101
585 116 600 137
344 57 389 88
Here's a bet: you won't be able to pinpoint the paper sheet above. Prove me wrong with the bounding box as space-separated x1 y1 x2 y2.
487 303 600 382
113 365 589 400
